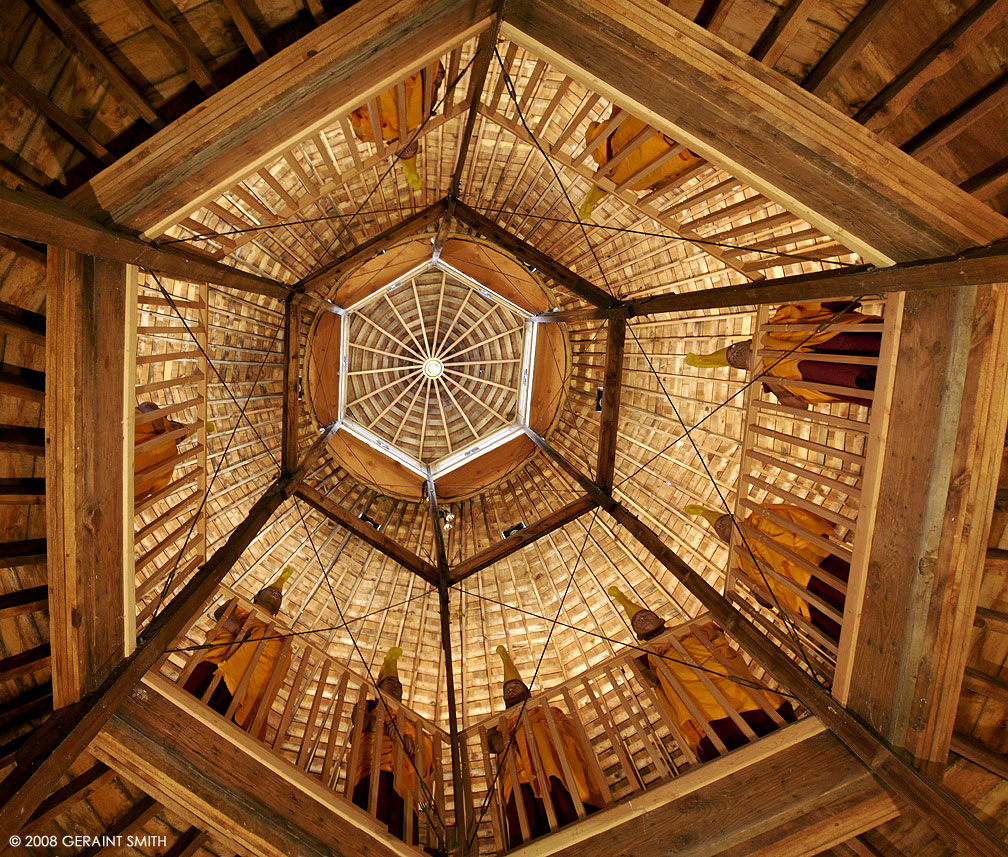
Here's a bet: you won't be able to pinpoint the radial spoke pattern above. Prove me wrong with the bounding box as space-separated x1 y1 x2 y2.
345 268 525 463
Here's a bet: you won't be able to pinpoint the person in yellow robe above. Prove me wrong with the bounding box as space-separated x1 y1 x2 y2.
486 646 604 849
350 647 435 847
686 503 849 642
686 300 882 407
134 401 184 500
347 65 443 189
183 568 293 739
579 107 705 218
608 587 796 763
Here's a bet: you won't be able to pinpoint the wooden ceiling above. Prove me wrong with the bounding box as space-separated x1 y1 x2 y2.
1 1 1007 856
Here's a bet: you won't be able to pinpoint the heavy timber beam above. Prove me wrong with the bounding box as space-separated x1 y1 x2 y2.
426 477 469 854
534 239 1008 324
448 496 596 584
0 185 288 299
514 722 898 857
0 426 336 839
94 676 414 857
47 249 137 707
297 200 447 295
452 201 619 309
502 0 1008 264
294 484 439 586
523 428 1008 857
596 318 625 491
67 0 495 237
281 296 302 474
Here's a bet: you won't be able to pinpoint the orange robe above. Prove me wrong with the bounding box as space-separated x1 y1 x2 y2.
760 302 880 405
586 110 703 191
348 69 436 145
353 705 434 799
735 504 836 622
207 604 290 739
648 623 786 753
134 406 182 500
500 705 605 809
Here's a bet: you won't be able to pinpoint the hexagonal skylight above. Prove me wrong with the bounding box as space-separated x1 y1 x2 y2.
334 257 537 480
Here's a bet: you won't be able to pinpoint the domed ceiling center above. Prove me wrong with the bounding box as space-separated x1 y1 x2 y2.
341 259 534 472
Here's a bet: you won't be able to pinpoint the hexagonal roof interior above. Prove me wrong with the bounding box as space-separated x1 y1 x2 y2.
1 0 1008 855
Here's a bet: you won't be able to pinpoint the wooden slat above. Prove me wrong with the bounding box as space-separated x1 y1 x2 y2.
0 427 336 840
501 0 1008 263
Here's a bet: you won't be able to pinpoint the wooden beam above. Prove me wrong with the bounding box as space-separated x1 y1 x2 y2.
282 296 302 473
961 667 1008 705
0 644 51 683
162 827 208 857
502 0 1008 263
596 318 625 491
0 426 336 839
294 484 439 585
0 300 45 346
902 70 1008 158
220 0 268 62
0 539 46 569
0 185 289 299
448 496 596 583
297 199 446 295
510 723 898 857
749 0 816 67
951 732 1008 780
536 240 1008 323
0 683 52 728
448 22 499 201
27 0 162 127
0 60 112 165
0 234 46 267
20 762 113 834
693 0 734 32
0 426 44 456
0 584 48 620
524 428 1008 857
974 604 1008 634
47 250 135 708
961 155 1008 200
0 365 45 403
452 200 619 308
94 677 417 857
801 0 901 95
67 0 495 237
78 796 160 857
133 0 217 92
837 284 1008 773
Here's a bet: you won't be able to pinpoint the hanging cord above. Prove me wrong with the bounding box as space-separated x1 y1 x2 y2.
467 205 863 268
144 270 284 622
290 488 447 842
492 50 838 683
464 506 599 851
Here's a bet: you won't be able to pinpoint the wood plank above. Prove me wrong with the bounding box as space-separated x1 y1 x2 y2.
46 250 134 708
0 584 47 619
0 185 288 298
93 676 417 857
448 496 596 583
525 428 1008 857
67 0 495 237
0 426 336 840
841 285 1008 772
511 725 898 857
20 762 113 834
297 200 446 295
0 644 51 683
452 200 619 308
596 318 625 491
501 0 1008 264
27 0 162 126
0 300 45 346
536 239 1008 323
294 484 439 585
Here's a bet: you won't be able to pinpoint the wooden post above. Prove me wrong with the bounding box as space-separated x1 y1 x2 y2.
596 318 625 491
47 249 138 706
523 428 1008 857
0 424 336 839
427 477 468 854
282 294 302 474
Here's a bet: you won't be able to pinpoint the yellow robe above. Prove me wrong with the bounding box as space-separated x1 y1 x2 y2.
760 301 880 404
348 70 432 144
586 111 703 191
134 406 182 500
735 504 835 622
353 706 434 799
500 705 605 808
649 623 784 753
212 605 291 739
